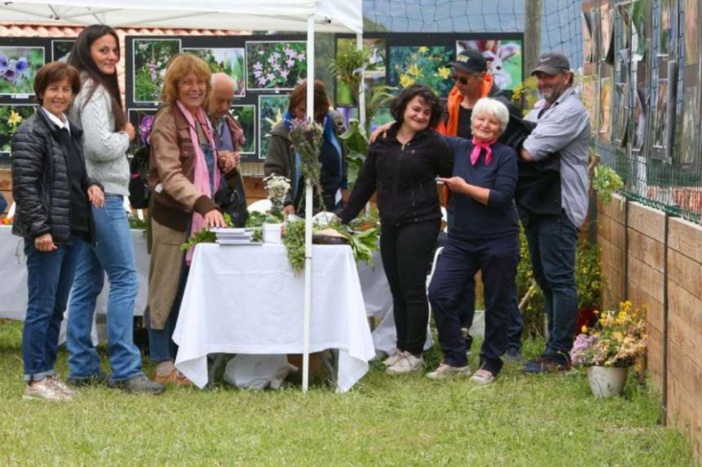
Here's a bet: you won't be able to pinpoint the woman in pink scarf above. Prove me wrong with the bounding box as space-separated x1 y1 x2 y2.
427 97 519 385
146 54 235 385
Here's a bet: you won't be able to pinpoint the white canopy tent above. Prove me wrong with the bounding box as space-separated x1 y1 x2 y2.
2 0 364 392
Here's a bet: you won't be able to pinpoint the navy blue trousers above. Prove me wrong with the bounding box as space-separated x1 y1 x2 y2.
429 234 519 374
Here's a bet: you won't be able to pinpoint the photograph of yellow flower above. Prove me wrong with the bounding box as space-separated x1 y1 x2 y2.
0 105 36 164
388 45 453 98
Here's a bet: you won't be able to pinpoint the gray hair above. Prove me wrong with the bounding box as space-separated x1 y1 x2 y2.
211 72 237 91
471 97 510 135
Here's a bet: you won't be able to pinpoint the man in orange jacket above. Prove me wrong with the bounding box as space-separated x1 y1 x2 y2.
439 48 524 361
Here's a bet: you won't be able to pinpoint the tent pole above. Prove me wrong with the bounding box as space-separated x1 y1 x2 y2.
302 13 315 393
356 33 366 130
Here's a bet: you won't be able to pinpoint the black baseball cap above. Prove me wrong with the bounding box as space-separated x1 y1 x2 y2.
451 48 488 74
531 52 571 75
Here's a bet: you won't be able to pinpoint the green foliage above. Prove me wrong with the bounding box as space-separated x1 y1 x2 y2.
511 76 539 116
282 219 307 273
576 241 602 310
180 213 233 251
592 164 624 204
337 119 369 186
329 45 370 104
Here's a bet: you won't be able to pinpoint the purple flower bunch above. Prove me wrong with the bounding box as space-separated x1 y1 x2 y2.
0 55 29 84
249 42 306 89
139 115 155 146
570 333 598 366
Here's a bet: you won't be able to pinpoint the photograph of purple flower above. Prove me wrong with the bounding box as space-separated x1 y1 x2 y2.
133 39 181 103
258 94 289 159
0 47 45 96
184 48 245 97
127 108 158 156
52 40 75 62
246 41 306 91
230 105 256 155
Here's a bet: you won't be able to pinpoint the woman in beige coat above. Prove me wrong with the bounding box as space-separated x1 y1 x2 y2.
147 54 236 385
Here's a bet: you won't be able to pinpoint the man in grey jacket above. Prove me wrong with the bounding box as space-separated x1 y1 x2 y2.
519 52 590 373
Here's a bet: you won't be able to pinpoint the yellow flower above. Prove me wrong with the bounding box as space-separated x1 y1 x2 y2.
581 325 588 333
399 74 415 88
407 63 421 78
437 66 451 79
418 46 429 54
8 110 23 126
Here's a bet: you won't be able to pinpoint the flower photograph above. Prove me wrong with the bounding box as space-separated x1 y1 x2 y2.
388 45 454 98
258 94 288 160
0 46 45 96
127 108 158 156
680 83 700 166
183 47 245 97
0 105 36 163
230 105 256 155
457 39 523 91
335 38 386 106
133 39 181 103
246 41 307 91
52 40 75 62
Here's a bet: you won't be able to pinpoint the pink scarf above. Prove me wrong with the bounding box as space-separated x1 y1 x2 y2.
470 137 497 166
176 100 220 265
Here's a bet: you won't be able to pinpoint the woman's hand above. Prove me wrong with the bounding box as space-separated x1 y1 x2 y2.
124 122 136 141
369 122 393 143
87 185 104 208
204 209 226 228
437 176 469 194
217 150 240 173
35 233 57 252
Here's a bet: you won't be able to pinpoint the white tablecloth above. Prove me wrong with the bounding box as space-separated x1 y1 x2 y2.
0 225 149 320
173 243 376 392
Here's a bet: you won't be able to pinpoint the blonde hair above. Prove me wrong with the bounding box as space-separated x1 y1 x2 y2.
161 53 212 105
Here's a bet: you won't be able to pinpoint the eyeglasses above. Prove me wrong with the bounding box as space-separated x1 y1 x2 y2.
450 74 474 85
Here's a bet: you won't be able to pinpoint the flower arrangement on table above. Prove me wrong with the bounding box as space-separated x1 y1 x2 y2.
570 301 648 370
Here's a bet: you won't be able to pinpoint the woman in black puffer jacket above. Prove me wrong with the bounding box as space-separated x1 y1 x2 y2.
339 84 452 375
12 62 103 401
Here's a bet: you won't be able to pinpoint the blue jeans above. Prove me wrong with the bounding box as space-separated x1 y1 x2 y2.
524 211 579 359
22 235 83 382
429 234 519 374
67 195 143 382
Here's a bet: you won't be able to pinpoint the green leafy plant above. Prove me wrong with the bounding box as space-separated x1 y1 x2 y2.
180 213 233 251
282 219 308 273
592 164 623 204
511 76 539 116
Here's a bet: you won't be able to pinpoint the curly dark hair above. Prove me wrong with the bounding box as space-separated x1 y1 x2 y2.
67 24 125 130
389 84 443 129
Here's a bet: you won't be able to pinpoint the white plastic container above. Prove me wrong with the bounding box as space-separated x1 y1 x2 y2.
263 223 283 244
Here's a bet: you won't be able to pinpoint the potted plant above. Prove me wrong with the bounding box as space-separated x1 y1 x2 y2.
570 300 648 397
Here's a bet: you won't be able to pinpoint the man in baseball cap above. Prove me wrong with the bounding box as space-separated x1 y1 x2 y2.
530 52 573 106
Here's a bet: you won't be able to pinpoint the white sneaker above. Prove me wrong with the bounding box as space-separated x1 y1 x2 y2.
426 363 472 380
23 379 72 401
47 376 79 397
382 351 404 367
470 369 496 385
386 352 424 375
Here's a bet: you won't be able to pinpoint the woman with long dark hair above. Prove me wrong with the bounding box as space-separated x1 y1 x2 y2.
65 25 164 394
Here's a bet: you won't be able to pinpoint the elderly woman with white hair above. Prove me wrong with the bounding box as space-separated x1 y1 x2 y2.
427 97 519 384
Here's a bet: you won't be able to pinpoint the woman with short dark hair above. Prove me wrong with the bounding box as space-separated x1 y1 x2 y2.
12 61 104 400
339 84 453 374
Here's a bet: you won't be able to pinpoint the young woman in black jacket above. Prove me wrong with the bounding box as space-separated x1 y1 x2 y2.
11 62 103 401
339 84 452 374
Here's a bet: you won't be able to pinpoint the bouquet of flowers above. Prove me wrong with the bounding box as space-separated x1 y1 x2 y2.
570 301 648 369
263 173 291 218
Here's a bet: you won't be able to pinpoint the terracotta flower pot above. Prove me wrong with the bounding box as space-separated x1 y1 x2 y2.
587 365 628 398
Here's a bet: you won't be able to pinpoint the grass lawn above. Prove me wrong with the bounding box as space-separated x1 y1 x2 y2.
0 320 695 466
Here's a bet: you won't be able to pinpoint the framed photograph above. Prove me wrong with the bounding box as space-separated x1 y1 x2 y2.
633 87 646 151
132 39 181 104
388 45 454 98
684 0 699 66
613 83 629 147
335 38 387 107
601 4 614 64
582 12 594 64
632 0 646 61
680 70 701 166
599 77 612 141
457 40 523 91
258 94 289 160
229 105 256 155
127 108 158 156
0 104 36 163
183 47 245 97
52 40 75 62
652 80 668 152
0 46 45 96
659 0 672 56
246 41 307 91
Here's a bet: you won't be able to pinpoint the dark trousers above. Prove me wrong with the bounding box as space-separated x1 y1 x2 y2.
380 219 440 356
524 211 578 360
429 234 519 374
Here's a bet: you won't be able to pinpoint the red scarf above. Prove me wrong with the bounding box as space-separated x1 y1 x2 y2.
470 137 496 166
